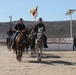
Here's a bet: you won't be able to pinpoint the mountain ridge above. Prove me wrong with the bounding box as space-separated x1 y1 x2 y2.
0 20 76 39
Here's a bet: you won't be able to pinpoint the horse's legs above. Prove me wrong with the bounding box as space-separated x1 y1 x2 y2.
18 49 22 62
26 47 28 53
16 49 19 60
16 48 22 62
17 49 20 62
40 47 42 61
36 44 39 61
31 46 34 55
21 50 23 57
36 48 38 60
36 44 43 62
16 46 20 61
36 46 42 61
19 49 22 61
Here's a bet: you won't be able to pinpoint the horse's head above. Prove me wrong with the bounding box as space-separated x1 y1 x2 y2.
20 30 27 43
37 27 43 40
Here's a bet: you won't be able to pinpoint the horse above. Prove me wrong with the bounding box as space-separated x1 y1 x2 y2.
6 29 15 50
35 27 44 61
13 31 28 62
29 27 36 55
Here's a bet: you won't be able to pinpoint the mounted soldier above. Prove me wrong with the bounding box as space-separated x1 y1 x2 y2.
6 27 15 49
32 17 48 48
11 18 26 49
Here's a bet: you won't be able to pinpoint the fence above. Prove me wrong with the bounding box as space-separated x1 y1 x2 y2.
47 38 73 44
46 38 74 50
0 34 74 50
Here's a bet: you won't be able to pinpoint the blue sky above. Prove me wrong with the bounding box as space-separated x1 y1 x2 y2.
0 0 76 22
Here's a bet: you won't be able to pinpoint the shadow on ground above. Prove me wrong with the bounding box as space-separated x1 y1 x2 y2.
29 60 76 65
28 54 76 65
29 54 61 59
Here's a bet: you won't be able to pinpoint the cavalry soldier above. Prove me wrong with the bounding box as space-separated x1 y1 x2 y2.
11 18 26 48
7 28 14 36
32 17 48 48
6 28 15 44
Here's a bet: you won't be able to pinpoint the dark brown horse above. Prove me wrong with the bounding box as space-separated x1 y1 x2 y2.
6 29 15 51
29 26 36 55
14 31 28 61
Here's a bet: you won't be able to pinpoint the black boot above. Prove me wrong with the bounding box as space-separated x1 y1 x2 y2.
44 43 48 48
32 35 36 49
44 35 48 48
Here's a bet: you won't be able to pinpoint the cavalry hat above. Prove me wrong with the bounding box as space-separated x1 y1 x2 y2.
19 18 23 21
39 17 43 21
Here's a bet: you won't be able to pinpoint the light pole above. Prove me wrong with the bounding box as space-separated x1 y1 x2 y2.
9 16 12 29
66 9 75 38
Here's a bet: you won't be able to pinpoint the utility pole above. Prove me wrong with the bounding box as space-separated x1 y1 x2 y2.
66 9 75 38
9 16 12 29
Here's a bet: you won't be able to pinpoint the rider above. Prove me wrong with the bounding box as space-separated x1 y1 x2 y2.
32 17 48 48
11 18 26 48
6 27 15 44
7 28 14 36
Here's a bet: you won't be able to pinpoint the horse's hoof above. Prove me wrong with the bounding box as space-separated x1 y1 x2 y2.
31 53 34 55
37 59 41 62
18 59 22 62
26 51 28 53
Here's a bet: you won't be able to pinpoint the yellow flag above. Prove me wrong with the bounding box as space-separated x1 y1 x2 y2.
30 6 38 16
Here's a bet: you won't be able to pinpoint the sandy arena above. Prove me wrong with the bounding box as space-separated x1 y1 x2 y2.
0 45 76 75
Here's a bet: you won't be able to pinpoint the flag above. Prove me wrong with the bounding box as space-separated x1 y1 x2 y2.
30 6 38 17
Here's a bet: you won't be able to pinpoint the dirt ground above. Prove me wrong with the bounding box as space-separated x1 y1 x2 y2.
0 45 76 75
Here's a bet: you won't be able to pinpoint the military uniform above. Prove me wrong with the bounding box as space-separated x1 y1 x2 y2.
11 18 26 48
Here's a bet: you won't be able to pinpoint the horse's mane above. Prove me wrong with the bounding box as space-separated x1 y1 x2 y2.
16 32 27 44
38 27 43 35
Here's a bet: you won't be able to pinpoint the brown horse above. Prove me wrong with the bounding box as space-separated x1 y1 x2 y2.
14 31 28 62
29 26 36 55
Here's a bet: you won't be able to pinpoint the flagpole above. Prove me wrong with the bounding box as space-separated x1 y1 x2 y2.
9 16 12 30
34 16 36 24
35 6 38 25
